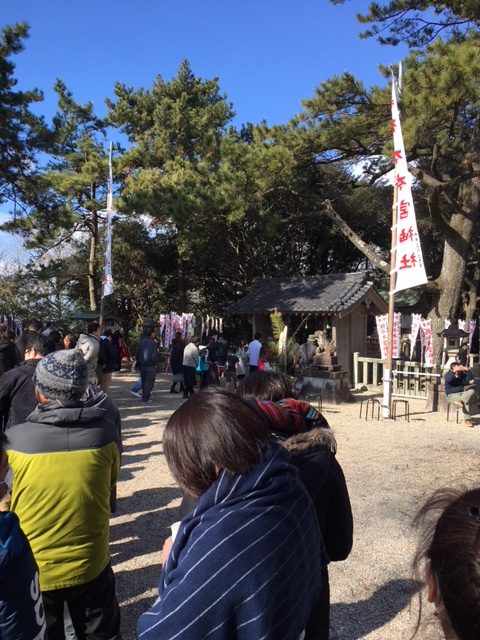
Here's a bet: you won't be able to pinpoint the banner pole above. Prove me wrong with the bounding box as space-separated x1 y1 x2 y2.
383 186 398 418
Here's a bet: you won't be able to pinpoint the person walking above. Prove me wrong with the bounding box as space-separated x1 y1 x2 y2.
182 336 199 398
169 332 185 394
136 327 158 405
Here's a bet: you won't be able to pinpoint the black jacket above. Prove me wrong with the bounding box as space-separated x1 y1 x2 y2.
170 340 185 375
0 341 19 375
444 369 474 395
0 360 39 431
136 337 157 368
99 338 116 373
283 427 353 561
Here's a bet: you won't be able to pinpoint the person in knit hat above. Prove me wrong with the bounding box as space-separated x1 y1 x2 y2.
7 349 121 639
33 348 88 401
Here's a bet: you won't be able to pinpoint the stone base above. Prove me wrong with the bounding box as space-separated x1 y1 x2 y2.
301 370 354 404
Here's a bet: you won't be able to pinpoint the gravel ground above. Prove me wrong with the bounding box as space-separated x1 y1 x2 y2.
108 372 480 640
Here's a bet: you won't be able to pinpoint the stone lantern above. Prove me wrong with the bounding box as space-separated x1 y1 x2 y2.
438 323 470 372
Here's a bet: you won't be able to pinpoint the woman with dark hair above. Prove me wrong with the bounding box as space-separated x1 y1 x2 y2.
238 370 296 402
137 390 322 640
237 371 353 640
412 487 480 640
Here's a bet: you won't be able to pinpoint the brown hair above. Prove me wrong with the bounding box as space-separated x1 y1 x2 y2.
237 371 296 402
412 487 480 640
163 389 274 498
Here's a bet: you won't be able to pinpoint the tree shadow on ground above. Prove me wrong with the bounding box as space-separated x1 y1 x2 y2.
111 487 182 639
330 578 421 640
117 567 161 640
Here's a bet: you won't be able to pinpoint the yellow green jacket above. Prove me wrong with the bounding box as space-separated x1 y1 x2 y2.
8 400 120 591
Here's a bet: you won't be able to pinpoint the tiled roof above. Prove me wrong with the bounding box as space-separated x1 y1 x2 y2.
227 272 381 314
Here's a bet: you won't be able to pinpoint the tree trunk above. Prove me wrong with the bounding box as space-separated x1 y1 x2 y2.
427 175 480 367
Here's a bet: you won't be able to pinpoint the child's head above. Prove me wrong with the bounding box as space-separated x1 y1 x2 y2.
413 487 480 640
227 346 235 355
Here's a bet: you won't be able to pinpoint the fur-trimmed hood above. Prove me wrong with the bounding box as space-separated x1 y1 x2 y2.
280 427 337 456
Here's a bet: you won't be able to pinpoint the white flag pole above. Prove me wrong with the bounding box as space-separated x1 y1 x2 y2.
383 189 397 419
383 73 401 419
99 142 114 328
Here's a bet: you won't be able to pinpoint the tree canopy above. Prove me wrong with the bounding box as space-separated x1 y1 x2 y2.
0 7 479 352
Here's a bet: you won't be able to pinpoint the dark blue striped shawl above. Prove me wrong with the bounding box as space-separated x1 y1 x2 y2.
137 445 322 640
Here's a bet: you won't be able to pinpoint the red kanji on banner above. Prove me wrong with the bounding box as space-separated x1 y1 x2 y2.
399 253 417 269
399 199 410 219
393 150 402 164
391 119 397 133
395 174 407 190
398 227 414 243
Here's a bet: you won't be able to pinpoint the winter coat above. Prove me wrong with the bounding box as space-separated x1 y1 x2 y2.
81 383 122 451
0 341 19 376
283 427 353 562
99 338 116 373
76 333 100 382
170 340 185 374
136 336 157 369
0 360 39 430
8 400 120 591
183 342 199 368
215 336 228 358
247 397 353 640
444 369 475 395
137 445 322 640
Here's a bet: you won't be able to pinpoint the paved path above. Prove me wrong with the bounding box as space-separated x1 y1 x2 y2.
108 372 480 639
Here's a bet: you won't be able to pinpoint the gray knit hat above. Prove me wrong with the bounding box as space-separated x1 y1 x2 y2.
34 349 88 401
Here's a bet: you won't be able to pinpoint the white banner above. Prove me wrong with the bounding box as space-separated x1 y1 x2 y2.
392 312 401 359
376 313 401 360
391 77 427 293
376 314 389 360
409 314 423 360
102 143 115 298
421 319 434 367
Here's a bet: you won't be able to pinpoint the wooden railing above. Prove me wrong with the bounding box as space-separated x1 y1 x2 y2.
352 353 441 399
352 353 384 388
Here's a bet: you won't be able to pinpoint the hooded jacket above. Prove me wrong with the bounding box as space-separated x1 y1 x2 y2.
8 400 120 591
81 382 122 452
282 427 352 562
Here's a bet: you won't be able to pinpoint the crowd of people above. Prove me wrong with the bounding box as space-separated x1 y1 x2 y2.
0 320 478 640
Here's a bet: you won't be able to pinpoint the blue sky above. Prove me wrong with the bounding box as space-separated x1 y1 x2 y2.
2 0 407 127
1 0 408 255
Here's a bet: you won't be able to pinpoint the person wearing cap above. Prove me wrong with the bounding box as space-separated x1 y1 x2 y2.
7 349 121 639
